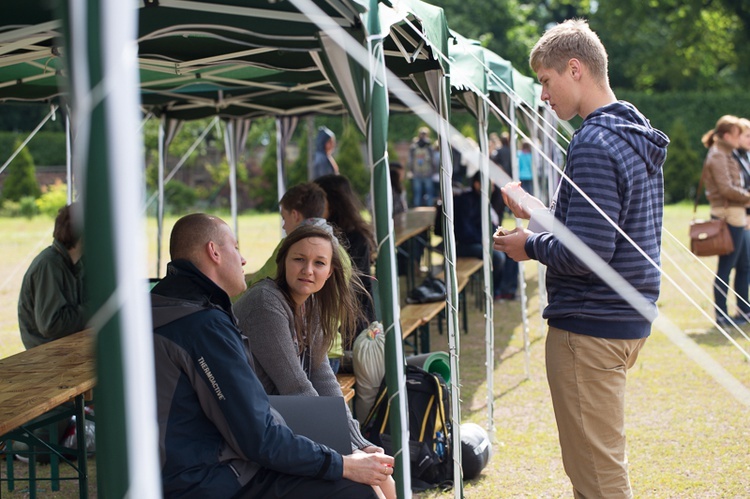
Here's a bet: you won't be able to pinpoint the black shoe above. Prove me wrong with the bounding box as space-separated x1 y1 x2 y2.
733 315 749 325
717 315 748 327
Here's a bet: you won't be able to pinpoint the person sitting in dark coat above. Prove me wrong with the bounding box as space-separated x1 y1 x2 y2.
454 172 505 299
18 203 87 349
151 213 393 499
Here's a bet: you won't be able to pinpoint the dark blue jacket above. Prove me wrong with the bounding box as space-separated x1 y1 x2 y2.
454 188 484 246
525 101 669 339
151 260 342 498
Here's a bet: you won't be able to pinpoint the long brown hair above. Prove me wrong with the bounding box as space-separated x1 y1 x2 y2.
313 174 375 255
274 224 365 353
702 115 741 148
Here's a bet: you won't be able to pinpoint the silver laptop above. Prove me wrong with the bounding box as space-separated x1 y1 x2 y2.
269 395 352 455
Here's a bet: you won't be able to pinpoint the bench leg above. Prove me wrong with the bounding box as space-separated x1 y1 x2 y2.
75 395 88 499
419 322 431 353
460 290 468 334
6 439 15 491
29 444 36 499
50 422 60 490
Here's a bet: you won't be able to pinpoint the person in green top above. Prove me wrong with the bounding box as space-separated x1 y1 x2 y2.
247 182 355 372
18 203 87 349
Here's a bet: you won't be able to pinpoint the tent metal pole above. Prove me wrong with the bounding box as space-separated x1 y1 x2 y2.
225 120 239 238
67 0 162 494
66 111 73 204
365 1 411 495
476 96 495 435
509 101 531 378
157 115 166 277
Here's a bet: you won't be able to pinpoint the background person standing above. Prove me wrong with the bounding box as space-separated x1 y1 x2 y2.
313 126 339 179
407 127 435 207
702 115 750 325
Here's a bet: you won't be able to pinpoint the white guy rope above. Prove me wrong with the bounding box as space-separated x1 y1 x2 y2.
0 105 58 175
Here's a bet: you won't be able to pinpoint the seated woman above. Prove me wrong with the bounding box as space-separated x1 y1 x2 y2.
314 174 377 347
234 224 395 499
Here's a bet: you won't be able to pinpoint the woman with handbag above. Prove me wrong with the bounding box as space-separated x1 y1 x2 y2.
702 115 750 326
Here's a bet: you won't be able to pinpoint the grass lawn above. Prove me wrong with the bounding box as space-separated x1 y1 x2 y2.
2 203 750 497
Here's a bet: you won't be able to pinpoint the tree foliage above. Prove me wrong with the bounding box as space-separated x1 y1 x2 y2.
1 140 41 202
438 0 747 92
662 119 701 204
589 0 741 91
335 122 369 200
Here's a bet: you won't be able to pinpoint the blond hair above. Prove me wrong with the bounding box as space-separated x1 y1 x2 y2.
701 115 741 148
529 19 608 86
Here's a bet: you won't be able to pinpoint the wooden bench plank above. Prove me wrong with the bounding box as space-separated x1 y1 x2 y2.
0 329 96 436
336 373 356 403
436 257 484 293
400 301 446 340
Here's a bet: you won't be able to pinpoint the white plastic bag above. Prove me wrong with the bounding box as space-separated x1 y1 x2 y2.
352 321 385 424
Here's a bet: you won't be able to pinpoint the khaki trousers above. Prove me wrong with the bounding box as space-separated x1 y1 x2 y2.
546 327 647 499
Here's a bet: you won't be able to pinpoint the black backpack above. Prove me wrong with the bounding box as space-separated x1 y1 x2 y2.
362 365 453 491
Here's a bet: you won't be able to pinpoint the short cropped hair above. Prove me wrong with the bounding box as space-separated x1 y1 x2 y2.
279 182 327 220
530 19 609 86
53 203 81 250
170 213 223 261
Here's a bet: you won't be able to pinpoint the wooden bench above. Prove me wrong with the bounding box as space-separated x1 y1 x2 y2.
0 329 95 498
398 257 485 354
436 257 484 333
336 373 356 404
400 301 447 354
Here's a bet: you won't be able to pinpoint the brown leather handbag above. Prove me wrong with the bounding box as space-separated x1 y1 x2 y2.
690 170 734 257
690 218 733 256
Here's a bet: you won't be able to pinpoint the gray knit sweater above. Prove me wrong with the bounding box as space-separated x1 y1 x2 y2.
234 278 371 451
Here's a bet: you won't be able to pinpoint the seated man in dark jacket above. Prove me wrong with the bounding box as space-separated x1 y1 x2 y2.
151 213 393 499
454 172 506 299
18 203 87 349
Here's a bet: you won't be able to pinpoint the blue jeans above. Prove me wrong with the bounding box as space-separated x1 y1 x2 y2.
456 243 505 296
328 357 340 374
500 257 519 296
412 177 434 207
714 222 748 319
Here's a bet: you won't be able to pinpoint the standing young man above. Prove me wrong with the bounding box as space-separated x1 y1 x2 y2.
493 20 669 498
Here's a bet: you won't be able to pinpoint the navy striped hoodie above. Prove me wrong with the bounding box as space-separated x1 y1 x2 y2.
525 101 669 339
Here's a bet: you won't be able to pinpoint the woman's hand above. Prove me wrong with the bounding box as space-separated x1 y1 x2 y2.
342 452 394 486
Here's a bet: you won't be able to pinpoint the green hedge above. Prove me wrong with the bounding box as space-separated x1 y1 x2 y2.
5 91 747 203
618 90 750 153
0 131 67 166
618 90 750 201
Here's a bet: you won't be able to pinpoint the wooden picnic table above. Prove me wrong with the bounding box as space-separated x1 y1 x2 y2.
393 206 436 247
391 206 437 292
0 328 96 499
